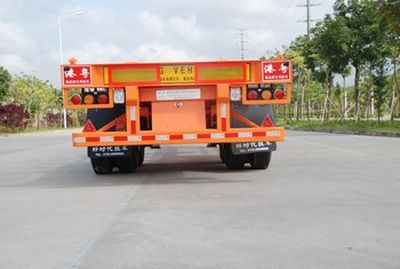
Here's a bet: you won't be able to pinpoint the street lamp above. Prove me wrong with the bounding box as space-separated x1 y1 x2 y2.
58 11 83 128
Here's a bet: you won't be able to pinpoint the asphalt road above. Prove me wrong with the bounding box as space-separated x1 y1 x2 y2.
0 130 399 269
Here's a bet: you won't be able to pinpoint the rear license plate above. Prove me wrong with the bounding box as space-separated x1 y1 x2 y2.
88 146 132 158
231 141 276 155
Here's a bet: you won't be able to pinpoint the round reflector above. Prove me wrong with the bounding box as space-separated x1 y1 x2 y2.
70 95 81 105
274 89 285 99
97 94 108 104
248 90 258 100
83 94 95 104
261 89 272 100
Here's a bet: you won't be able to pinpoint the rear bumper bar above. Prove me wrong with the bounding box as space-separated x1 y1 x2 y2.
72 127 285 147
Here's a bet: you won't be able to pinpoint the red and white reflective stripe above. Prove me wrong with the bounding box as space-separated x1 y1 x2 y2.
238 131 252 138
130 106 136 134
266 130 280 137
220 103 227 118
100 136 113 142
183 134 197 140
211 133 225 139
156 135 169 141
128 135 142 142
73 130 281 143
130 106 136 120
73 137 86 143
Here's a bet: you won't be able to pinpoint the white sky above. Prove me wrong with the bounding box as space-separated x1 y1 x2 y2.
0 0 335 86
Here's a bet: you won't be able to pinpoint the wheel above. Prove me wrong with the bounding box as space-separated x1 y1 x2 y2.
250 152 271 169
219 144 226 163
90 158 113 174
138 146 145 166
116 156 137 173
224 144 245 170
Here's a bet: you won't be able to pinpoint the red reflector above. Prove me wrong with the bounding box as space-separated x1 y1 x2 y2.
248 90 258 100
83 120 96 132
71 95 81 105
274 89 285 99
97 94 108 104
261 115 275 127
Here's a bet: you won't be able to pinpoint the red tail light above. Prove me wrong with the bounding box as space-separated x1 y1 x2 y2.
248 90 258 100
71 95 81 105
274 89 285 99
97 94 108 104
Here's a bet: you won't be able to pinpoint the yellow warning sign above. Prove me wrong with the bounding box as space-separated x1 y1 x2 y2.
160 65 195 83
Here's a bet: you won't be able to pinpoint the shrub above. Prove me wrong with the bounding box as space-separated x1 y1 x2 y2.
0 103 30 128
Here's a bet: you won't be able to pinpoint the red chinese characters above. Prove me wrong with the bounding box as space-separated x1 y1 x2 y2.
63 66 92 85
262 61 291 81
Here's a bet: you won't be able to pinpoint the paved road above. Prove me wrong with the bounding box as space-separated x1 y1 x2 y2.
0 130 399 269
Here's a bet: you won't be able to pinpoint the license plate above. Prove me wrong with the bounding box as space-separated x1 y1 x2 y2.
88 146 132 158
231 141 276 155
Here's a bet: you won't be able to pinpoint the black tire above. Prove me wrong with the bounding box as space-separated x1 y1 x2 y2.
138 147 145 166
219 144 226 163
116 156 137 173
250 152 271 170
90 158 113 174
224 144 245 170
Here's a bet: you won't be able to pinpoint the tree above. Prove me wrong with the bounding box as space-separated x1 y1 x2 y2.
334 0 386 122
10 74 62 128
311 14 351 120
0 66 12 101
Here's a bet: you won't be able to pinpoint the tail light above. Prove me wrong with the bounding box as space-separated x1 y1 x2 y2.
83 94 95 104
261 89 272 100
248 90 258 100
274 89 285 99
97 93 108 104
71 95 81 105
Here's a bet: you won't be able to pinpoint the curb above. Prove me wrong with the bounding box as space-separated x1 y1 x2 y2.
287 127 400 138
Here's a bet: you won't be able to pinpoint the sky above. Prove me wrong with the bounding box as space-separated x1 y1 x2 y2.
0 0 335 86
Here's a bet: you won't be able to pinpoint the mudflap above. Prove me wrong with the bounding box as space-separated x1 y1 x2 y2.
231 141 276 155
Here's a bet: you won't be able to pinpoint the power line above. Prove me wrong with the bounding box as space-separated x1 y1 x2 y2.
297 0 321 36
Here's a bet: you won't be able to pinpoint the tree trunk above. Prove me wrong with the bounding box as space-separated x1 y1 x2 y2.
342 75 348 119
354 66 361 122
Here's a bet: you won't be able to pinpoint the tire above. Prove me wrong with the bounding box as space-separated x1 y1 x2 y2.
219 144 226 163
116 156 137 173
90 158 113 174
250 152 271 170
138 147 145 166
224 144 245 170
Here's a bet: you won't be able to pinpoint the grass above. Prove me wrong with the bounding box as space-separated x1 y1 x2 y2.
277 119 400 135
0 126 79 135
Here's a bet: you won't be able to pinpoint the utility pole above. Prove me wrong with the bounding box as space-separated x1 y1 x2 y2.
237 29 248 60
297 0 320 36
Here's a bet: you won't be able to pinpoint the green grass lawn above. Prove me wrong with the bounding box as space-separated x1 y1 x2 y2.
277 119 400 134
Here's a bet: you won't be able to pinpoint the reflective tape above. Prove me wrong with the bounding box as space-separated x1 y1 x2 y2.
220 103 227 118
100 136 113 142
73 137 86 143
183 134 198 140
130 106 136 120
211 133 225 139
156 135 169 141
266 131 280 137
128 135 142 141
238 132 253 138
